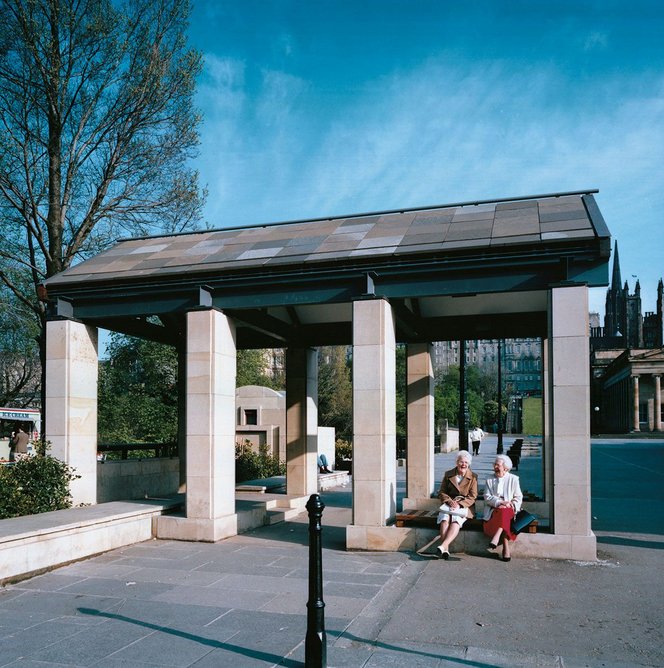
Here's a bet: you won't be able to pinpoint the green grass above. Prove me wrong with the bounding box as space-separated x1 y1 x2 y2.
522 396 542 435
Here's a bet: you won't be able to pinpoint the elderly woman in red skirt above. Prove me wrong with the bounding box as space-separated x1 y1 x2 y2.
483 454 523 562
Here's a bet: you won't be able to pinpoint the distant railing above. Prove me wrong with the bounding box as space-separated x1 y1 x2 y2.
97 442 178 460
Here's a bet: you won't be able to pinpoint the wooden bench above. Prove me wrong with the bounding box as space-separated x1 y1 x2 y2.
395 507 538 533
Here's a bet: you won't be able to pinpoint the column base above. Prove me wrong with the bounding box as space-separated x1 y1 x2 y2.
346 524 597 560
156 514 238 542
402 497 438 511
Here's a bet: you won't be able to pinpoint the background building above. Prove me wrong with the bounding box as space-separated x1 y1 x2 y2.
590 242 664 433
433 338 542 398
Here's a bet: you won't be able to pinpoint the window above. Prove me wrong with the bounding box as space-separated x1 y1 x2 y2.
244 409 258 425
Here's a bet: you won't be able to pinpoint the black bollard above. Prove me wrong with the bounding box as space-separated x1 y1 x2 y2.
305 493 326 668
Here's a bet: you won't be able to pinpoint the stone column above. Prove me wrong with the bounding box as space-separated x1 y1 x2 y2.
549 286 594 558
45 319 98 506
632 375 640 432
286 347 319 497
403 343 435 507
177 341 187 492
655 375 662 432
351 299 396 527
541 336 553 508
160 309 237 541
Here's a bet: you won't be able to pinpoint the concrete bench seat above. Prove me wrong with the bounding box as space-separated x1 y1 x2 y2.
0 496 183 585
395 507 539 533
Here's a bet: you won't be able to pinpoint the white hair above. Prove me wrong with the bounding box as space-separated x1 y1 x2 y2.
494 454 513 471
456 450 473 466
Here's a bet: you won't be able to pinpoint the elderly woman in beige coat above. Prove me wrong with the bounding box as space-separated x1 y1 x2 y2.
436 450 478 559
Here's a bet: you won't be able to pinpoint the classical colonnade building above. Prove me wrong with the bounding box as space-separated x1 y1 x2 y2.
42 190 611 560
597 349 664 433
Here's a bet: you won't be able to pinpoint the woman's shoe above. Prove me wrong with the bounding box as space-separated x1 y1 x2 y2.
487 542 498 551
437 546 450 560
501 556 511 562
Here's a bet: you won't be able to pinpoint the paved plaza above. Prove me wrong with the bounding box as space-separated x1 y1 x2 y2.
1 440 662 667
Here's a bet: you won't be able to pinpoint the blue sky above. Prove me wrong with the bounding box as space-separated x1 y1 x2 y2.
187 0 664 317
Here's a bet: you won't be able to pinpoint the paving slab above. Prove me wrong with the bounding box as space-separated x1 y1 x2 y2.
1 443 662 667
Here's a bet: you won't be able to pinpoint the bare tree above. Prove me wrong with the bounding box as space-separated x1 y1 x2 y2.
0 287 40 407
0 0 205 411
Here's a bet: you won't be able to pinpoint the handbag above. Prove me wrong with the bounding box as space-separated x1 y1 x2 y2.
511 509 537 534
439 503 468 518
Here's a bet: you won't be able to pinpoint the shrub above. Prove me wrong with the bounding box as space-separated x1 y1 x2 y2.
235 440 285 482
334 438 352 465
0 441 79 519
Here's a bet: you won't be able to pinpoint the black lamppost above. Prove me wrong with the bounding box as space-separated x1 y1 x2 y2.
459 339 469 450
305 494 326 667
497 339 503 454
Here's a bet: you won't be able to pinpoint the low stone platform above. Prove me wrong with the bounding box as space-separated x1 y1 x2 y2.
235 470 350 493
0 496 183 585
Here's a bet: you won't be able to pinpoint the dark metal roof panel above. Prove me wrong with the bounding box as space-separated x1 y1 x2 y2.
45 190 608 289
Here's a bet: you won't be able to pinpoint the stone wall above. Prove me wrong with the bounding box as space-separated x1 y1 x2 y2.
97 458 180 503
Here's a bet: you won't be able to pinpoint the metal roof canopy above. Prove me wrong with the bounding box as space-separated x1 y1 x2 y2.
43 190 611 348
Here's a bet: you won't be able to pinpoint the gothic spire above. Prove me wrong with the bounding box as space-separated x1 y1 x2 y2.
611 241 622 291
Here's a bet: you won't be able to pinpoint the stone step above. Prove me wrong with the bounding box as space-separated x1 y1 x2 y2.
266 507 305 524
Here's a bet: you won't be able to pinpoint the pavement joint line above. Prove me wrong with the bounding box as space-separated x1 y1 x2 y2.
334 557 427 648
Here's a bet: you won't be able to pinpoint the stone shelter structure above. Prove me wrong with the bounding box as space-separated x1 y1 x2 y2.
235 384 336 465
235 385 286 458
42 189 611 560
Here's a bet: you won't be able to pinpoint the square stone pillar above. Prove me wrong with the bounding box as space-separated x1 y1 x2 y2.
655 375 662 432
351 299 397 527
158 309 237 542
403 343 435 508
45 319 98 506
177 341 187 492
548 286 595 558
541 336 553 513
286 347 319 496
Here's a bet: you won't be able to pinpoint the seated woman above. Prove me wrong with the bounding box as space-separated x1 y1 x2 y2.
317 454 332 473
483 454 523 562
436 450 478 559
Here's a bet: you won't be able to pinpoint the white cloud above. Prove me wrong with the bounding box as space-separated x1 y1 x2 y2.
583 31 609 51
195 54 664 311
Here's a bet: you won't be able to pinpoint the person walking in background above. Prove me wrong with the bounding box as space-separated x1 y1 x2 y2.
470 425 485 456
9 425 29 462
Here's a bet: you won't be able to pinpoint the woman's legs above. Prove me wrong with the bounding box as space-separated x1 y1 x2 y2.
490 526 504 547
439 518 449 542
438 517 462 556
502 537 511 560
486 508 515 560
441 522 461 551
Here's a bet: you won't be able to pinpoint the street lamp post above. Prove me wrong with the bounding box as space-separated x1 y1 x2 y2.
459 339 469 451
497 339 503 454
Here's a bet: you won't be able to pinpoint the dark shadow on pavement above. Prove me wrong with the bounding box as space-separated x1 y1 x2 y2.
78 608 497 668
78 607 302 667
597 535 664 550
335 631 498 667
